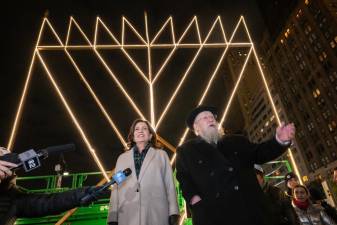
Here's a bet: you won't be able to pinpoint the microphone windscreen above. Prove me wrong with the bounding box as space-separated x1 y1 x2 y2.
0 153 20 164
123 168 132 176
41 143 75 156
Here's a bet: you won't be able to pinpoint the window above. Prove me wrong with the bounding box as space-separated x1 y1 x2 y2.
307 122 315 131
328 120 337 132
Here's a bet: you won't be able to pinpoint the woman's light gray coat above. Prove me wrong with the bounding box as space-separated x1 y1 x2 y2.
107 147 179 225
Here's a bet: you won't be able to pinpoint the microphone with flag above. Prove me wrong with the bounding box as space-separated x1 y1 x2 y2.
80 168 132 205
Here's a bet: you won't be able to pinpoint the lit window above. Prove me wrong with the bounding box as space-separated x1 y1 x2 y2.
322 51 327 58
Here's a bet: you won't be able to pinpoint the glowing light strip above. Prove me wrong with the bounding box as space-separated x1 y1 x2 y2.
48 17 127 162
64 51 127 147
53 18 126 146
178 16 244 145
37 43 252 49
150 17 173 45
123 17 147 45
68 17 93 46
7 18 48 150
118 17 151 84
36 50 110 181
120 47 151 84
218 47 253 126
95 17 150 84
156 16 224 129
70 18 146 119
95 17 121 46
7 51 38 150
92 49 146 119
150 17 176 85
240 17 302 183
152 16 197 84
145 13 156 127
218 15 228 43
179 211 187 225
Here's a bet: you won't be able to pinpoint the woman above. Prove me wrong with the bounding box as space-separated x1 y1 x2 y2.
292 184 335 225
107 119 179 225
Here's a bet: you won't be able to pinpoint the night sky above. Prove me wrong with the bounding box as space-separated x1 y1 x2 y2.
0 0 265 177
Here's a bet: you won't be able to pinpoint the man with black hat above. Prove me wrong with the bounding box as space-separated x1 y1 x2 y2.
175 106 296 225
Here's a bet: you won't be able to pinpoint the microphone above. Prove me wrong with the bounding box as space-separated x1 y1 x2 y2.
80 168 132 205
0 144 75 172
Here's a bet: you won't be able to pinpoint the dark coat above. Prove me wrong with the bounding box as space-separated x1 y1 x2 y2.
262 182 300 225
0 176 88 225
175 135 288 225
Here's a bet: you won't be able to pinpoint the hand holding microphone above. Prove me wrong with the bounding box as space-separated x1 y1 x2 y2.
0 147 18 181
0 160 17 181
80 168 132 206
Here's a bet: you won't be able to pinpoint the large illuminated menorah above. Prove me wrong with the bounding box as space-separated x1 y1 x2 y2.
7 14 301 224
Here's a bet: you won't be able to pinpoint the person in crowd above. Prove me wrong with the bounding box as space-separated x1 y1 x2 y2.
333 168 337 184
0 147 99 225
254 164 300 225
285 172 300 197
107 119 179 225
309 182 337 223
292 184 336 225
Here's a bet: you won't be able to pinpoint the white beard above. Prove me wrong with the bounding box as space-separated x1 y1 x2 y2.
200 126 222 145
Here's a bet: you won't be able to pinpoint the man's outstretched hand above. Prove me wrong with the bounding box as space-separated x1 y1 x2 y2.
276 122 296 143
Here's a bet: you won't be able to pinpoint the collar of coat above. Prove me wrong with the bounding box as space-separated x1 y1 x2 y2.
129 147 157 182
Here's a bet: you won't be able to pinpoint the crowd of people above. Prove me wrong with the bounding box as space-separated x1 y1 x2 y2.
1 105 337 225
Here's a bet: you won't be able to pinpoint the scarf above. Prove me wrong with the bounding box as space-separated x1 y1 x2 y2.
293 198 310 210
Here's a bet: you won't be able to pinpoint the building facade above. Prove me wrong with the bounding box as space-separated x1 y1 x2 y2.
258 0 337 181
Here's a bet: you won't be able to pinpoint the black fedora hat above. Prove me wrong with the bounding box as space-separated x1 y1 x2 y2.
186 105 218 130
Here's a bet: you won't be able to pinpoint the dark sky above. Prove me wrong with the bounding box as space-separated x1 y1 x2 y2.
0 0 265 177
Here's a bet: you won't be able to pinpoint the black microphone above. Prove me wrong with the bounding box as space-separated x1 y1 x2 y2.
80 168 132 205
0 143 75 172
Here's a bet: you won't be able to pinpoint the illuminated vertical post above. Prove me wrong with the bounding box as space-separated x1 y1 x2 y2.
145 12 156 127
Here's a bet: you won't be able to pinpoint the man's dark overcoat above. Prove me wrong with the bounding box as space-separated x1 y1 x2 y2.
176 135 289 225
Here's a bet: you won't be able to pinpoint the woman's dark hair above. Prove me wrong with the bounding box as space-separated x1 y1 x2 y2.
126 119 161 150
